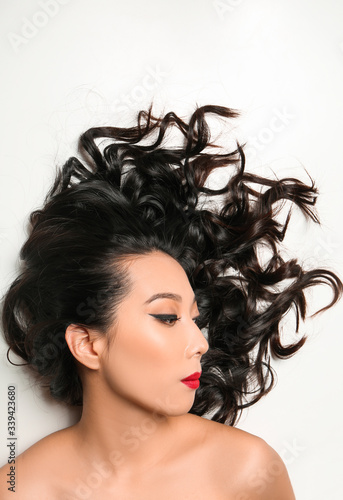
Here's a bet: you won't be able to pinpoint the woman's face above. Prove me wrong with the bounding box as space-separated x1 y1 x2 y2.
98 250 209 416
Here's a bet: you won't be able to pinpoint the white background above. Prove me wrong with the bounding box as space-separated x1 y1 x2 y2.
1 1 343 498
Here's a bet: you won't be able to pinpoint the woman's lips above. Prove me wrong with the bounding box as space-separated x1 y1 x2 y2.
181 379 200 389
181 372 201 389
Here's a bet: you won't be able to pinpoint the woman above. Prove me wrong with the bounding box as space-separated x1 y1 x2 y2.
0 105 341 499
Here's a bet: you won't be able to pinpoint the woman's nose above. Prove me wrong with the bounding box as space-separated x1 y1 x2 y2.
184 321 209 358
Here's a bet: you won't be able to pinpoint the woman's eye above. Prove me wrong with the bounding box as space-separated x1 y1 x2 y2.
193 315 201 325
149 314 180 325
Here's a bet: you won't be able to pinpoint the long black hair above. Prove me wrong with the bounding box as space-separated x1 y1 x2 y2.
1 105 341 425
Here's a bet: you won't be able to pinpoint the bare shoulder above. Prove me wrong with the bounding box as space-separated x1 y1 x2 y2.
185 414 296 499
0 427 74 500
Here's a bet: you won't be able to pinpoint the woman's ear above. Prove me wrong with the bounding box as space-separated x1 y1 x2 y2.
65 324 105 370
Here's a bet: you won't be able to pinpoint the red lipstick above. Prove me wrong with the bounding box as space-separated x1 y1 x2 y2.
181 372 201 390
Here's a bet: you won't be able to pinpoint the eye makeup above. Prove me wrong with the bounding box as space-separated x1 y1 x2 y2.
149 313 201 326
149 314 180 325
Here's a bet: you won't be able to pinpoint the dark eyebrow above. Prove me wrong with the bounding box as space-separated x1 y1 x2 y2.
144 293 196 305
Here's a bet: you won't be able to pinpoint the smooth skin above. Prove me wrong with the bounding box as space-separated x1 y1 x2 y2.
0 251 295 499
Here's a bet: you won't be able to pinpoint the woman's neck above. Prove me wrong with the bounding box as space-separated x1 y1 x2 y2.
71 380 183 480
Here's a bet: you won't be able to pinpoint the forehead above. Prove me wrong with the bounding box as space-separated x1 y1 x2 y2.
123 251 194 301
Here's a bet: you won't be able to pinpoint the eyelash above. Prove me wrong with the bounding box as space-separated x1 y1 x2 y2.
149 314 200 326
